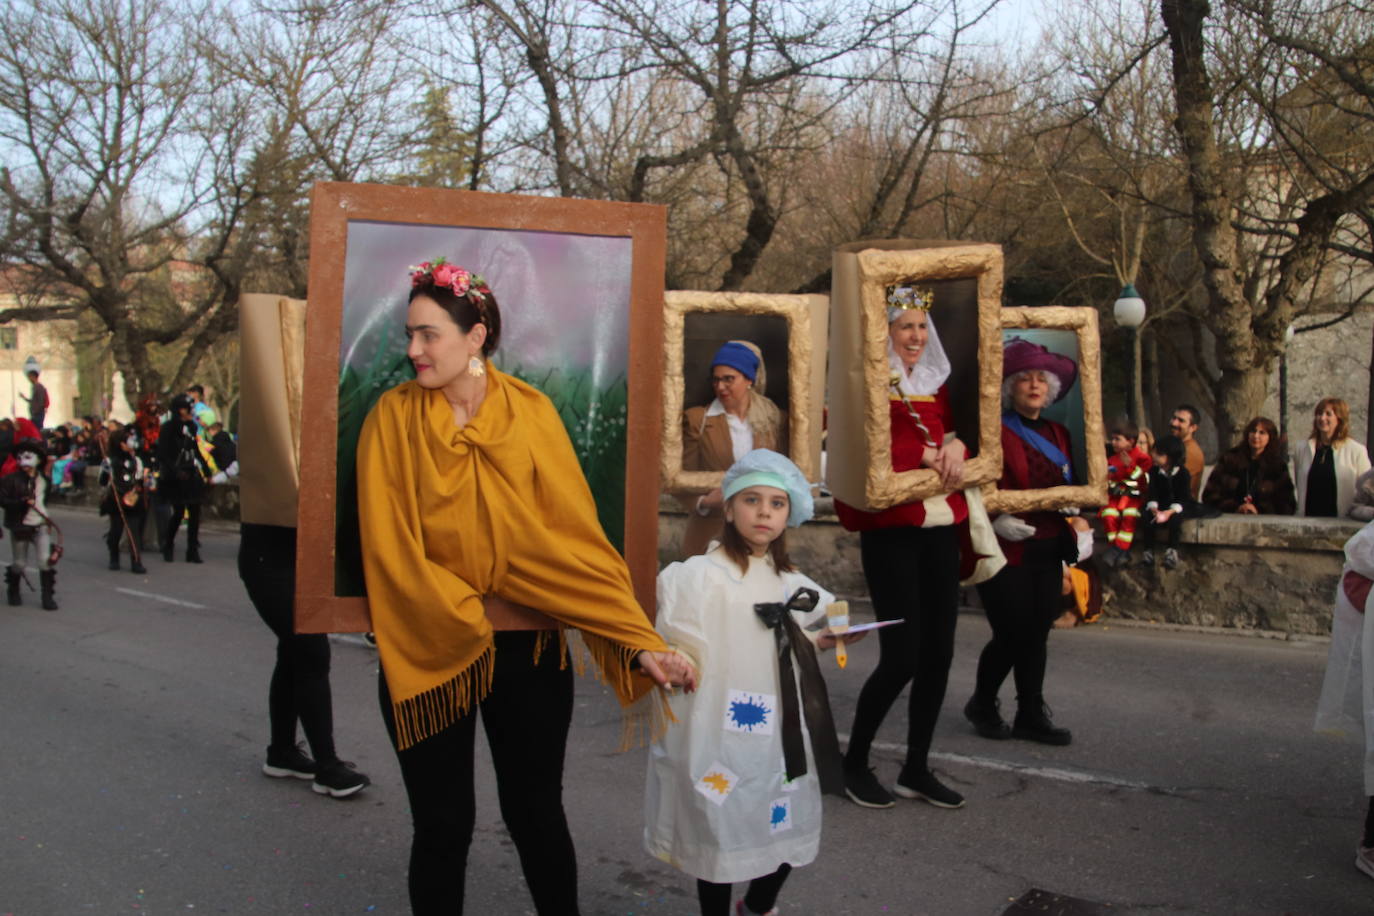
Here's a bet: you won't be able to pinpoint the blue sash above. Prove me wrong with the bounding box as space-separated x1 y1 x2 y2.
1003 411 1072 483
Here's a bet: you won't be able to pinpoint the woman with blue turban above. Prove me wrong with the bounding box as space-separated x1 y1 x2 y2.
680 340 788 556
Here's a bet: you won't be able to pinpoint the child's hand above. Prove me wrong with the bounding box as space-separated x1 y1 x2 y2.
816 628 868 650
1155 509 1174 523
637 650 699 694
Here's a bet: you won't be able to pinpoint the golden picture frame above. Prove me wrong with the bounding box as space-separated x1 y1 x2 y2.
660 291 828 494
826 240 1005 511
982 306 1108 514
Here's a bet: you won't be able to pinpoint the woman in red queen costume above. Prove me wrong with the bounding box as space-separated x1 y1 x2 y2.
963 337 1081 747
834 284 1000 811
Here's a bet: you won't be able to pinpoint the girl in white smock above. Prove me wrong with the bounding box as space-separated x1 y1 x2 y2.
646 448 864 916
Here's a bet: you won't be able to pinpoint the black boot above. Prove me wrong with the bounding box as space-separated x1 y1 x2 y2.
130 555 147 575
1012 702 1072 746
186 544 203 564
39 568 58 612
964 695 1012 740
162 539 174 562
108 544 121 571
5 567 20 607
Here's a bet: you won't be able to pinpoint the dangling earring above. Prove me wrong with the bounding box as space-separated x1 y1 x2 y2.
467 355 485 377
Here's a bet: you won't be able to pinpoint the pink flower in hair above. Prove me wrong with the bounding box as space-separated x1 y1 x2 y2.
409 262 432 287
450 267 472 296
431 262 456 289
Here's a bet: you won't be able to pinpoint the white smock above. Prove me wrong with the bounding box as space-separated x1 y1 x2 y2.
1316 520 1374 794
645 546 834 883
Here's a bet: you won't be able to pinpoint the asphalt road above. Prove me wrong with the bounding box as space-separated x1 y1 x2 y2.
1 507 1368 915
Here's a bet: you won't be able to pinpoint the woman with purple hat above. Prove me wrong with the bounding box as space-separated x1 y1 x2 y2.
964 336 1081 747
680 340 788 556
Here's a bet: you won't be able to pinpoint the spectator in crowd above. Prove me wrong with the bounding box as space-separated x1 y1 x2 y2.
207 421 236 473
186 384 217 434
1295 397 1372 518
1136 426 1156 457
1169 405 1206 500
19 365 48 428
1201 416 1296 515
1101 419 1151 568
1139 435 1196 569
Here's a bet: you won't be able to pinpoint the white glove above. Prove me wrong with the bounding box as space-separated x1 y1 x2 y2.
992 514 1036 542
1076 529 1094 563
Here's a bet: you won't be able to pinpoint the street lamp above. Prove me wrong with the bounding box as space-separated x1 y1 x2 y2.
1114 284 1146 423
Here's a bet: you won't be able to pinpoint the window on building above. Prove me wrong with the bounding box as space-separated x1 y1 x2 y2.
0 328 16 350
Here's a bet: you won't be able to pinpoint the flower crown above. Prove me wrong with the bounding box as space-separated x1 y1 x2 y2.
409 258 491 308
885 284 935 312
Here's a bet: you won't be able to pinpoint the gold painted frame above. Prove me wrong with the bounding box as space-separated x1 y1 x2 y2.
660 291 827 494
828 242 1005 511
982 306 1108 513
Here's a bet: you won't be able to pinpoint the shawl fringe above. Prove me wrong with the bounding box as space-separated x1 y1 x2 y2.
391 642 495 751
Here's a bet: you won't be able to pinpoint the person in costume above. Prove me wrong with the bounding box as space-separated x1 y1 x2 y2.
156 394 211 563
356 258 697 915
833 283 1003 809
1315 520 1374 880
1100 419 1151 567
648 448 862 916
1 436 59 610
679 340 788 557
97 427 149 574
1295 397 1372 518
964 337 1080 747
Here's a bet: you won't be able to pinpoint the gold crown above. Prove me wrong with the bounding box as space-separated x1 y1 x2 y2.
885 284 934 311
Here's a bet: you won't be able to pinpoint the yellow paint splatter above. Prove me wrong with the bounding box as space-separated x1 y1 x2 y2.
701 771 732 795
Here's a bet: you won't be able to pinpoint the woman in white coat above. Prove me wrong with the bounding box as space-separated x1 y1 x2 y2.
1295 398 1371 517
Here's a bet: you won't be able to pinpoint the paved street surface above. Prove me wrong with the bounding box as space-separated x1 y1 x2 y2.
2 506 1370 914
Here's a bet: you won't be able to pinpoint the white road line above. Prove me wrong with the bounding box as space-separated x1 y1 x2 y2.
850 737 1158 792
114 587 207 610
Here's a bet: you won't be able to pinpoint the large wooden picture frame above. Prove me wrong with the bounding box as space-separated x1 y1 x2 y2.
983 306 1108 513
294 182 666 633
660 291 827 493
827 241 1005 511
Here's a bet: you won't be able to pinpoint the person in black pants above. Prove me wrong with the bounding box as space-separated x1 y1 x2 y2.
156 395 210 563
966 339 1080 747
378 630 577 915
239 523 370 799
832 299 973 810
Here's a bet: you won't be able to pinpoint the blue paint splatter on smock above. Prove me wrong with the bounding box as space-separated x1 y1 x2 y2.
770 803 787 827
728 695 771 731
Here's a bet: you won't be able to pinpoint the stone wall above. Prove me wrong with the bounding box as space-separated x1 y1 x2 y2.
659 496 1355 635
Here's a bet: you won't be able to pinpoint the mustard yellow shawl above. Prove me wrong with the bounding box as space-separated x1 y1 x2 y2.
357 369 668 749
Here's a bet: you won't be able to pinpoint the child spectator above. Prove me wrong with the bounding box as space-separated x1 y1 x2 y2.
1101 420 1152 567
646 449 863 916
1140 435 1193 569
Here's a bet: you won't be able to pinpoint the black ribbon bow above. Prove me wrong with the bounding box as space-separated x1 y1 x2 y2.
754 587 845 796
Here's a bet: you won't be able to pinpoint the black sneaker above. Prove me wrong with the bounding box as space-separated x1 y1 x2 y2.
312 760 370 799
262 743 316 779
1139 549 1155 567
1012 703 1073 746
963 696 1012 740
843 763 895 809
893 767 965 809
1164 548 1180 569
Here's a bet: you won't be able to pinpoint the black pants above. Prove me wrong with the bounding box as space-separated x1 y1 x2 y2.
105 508 147 556
697 863 792 915
973 543 1062 709
1140 514 1183 550
163 501 201 553
379 631 578 916
237 524 338 765
845 525 960 772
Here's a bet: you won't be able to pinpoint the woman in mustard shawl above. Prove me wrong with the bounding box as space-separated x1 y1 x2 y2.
357 259 696 915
